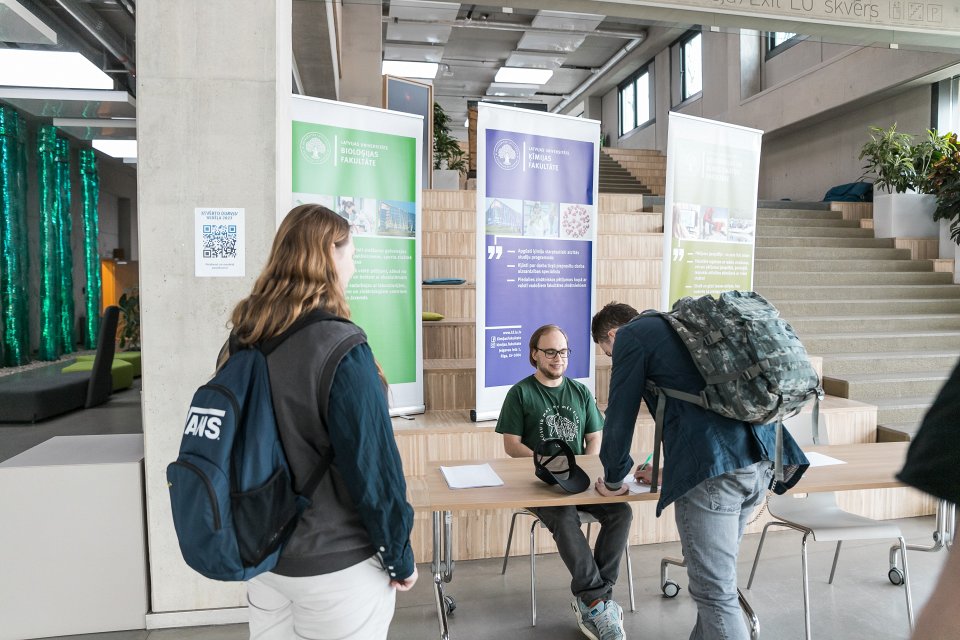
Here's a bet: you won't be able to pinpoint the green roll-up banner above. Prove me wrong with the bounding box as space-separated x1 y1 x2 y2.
290 96 424 415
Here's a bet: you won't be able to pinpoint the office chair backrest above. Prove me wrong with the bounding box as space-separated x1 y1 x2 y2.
770 410 838 511
85 305 120 408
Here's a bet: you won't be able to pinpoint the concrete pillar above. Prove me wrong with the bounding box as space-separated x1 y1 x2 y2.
137 0 291 622
339 0 382 106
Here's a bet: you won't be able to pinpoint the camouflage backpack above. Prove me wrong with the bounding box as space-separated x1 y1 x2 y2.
643 291 822 492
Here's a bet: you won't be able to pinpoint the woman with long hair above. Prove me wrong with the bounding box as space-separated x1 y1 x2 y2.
226 204 417 639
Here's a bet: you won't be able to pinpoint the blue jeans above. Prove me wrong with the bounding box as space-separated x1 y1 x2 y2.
529 502 633 604
674 461 773 640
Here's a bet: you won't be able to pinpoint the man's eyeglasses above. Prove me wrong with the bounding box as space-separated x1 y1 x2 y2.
536 347 571 359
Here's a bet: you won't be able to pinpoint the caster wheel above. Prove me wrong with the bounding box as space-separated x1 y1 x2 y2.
662 580 681 598
888 567 905 586
444 594 457 615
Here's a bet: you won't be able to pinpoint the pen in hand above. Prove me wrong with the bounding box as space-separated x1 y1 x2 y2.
635 453 654 483
638 453 653 471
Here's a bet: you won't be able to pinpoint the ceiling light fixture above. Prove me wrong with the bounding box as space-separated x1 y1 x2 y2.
494 67 553 85
0 50 113 89
92 139 137 159
382 60 439 79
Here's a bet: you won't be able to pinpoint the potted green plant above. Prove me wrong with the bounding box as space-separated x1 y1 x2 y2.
929 134 960 254
859 124 939 239
117 288 140 350
433 102 466 189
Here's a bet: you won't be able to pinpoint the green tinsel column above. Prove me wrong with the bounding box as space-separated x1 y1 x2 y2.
55 136 74 353
37 125 61 360
0 106 30 365
79 149 101 349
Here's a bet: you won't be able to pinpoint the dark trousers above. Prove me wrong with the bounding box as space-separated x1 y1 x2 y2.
529 502 633 604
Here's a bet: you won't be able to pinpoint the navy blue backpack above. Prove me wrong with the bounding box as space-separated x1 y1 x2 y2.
167 311 348 581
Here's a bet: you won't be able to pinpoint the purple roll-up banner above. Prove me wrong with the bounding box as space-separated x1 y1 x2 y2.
474 104 599 422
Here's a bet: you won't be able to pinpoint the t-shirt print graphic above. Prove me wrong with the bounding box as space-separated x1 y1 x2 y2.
545 411 578 442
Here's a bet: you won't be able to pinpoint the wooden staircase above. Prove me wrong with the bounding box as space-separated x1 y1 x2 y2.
600 147 666 196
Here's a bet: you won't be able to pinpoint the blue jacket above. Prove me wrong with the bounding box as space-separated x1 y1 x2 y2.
600 314 809 516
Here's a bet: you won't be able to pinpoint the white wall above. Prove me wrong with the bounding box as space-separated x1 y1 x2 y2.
760 86 931 200
598 25 960 200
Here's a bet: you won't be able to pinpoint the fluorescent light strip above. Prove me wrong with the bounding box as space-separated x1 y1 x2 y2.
0 50 113 90
382 60 439 79
92 139 137 159
494 67 553 85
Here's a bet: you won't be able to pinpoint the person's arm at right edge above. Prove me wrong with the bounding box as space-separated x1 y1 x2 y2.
325 343 417 587
599 328 647 491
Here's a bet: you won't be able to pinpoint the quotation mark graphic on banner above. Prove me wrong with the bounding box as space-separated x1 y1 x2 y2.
672 248 685 262
487 245 504 259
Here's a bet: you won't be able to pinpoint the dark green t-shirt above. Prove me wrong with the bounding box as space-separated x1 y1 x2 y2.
495 375 604 454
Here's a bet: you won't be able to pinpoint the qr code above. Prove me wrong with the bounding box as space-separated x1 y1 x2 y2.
202 224 237 259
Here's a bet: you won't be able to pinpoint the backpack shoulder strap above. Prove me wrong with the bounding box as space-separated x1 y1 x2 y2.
260 309 364 498
299 329 366 497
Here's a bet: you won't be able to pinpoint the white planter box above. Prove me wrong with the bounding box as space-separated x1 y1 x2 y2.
0 435 147 639
939 219 957 259
873 192 938 238
433 169 463 190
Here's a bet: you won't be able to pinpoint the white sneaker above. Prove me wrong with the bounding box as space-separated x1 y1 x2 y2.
573 598 626 640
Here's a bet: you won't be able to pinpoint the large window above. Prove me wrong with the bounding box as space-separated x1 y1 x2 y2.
679 32 702 101
618 66 652 137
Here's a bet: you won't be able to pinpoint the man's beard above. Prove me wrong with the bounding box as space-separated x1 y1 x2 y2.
538 361 564 380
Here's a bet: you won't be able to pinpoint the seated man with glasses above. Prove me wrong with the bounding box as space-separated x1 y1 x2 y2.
496 323 632 640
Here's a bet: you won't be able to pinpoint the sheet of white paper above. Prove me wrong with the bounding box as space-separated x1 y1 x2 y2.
621 473 654 494
804 451 846 467
440 464 504 489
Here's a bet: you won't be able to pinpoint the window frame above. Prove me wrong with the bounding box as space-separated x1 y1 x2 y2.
678 30 702 103
765 31 804 60
617 63 654 138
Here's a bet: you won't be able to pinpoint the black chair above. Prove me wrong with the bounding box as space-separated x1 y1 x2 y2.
84 305 120 409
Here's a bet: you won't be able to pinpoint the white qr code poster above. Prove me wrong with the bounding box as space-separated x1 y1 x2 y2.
195 207 245 277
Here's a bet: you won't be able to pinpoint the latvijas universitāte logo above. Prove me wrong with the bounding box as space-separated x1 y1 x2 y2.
300 131 331 164
493 138 520 170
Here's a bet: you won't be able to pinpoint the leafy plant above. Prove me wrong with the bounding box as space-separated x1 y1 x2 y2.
433 102 467 173
928 133 960 244
912 129 954 194
117 288 140 350
859 124 916 194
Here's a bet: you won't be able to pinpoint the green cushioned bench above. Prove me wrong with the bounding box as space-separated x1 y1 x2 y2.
76 351 141 378
62 358 135 392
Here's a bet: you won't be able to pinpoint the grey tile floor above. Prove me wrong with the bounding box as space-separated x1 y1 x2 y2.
42 516 947 640
3 384 948 639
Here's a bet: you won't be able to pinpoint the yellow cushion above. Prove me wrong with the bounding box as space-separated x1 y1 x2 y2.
422 312 444 321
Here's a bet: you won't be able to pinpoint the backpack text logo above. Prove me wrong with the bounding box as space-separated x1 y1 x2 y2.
184 407 224 439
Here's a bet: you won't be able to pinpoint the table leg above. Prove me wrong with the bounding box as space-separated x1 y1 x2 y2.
431 510 454 640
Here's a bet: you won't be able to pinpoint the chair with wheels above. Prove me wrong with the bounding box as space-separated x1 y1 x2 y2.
501 508 635 626
746 412 915 640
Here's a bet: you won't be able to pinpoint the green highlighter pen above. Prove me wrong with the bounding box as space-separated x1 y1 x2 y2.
638 453 653 471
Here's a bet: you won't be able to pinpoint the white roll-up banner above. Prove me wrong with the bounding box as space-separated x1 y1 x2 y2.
474 104 599 422
662 112 762 309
